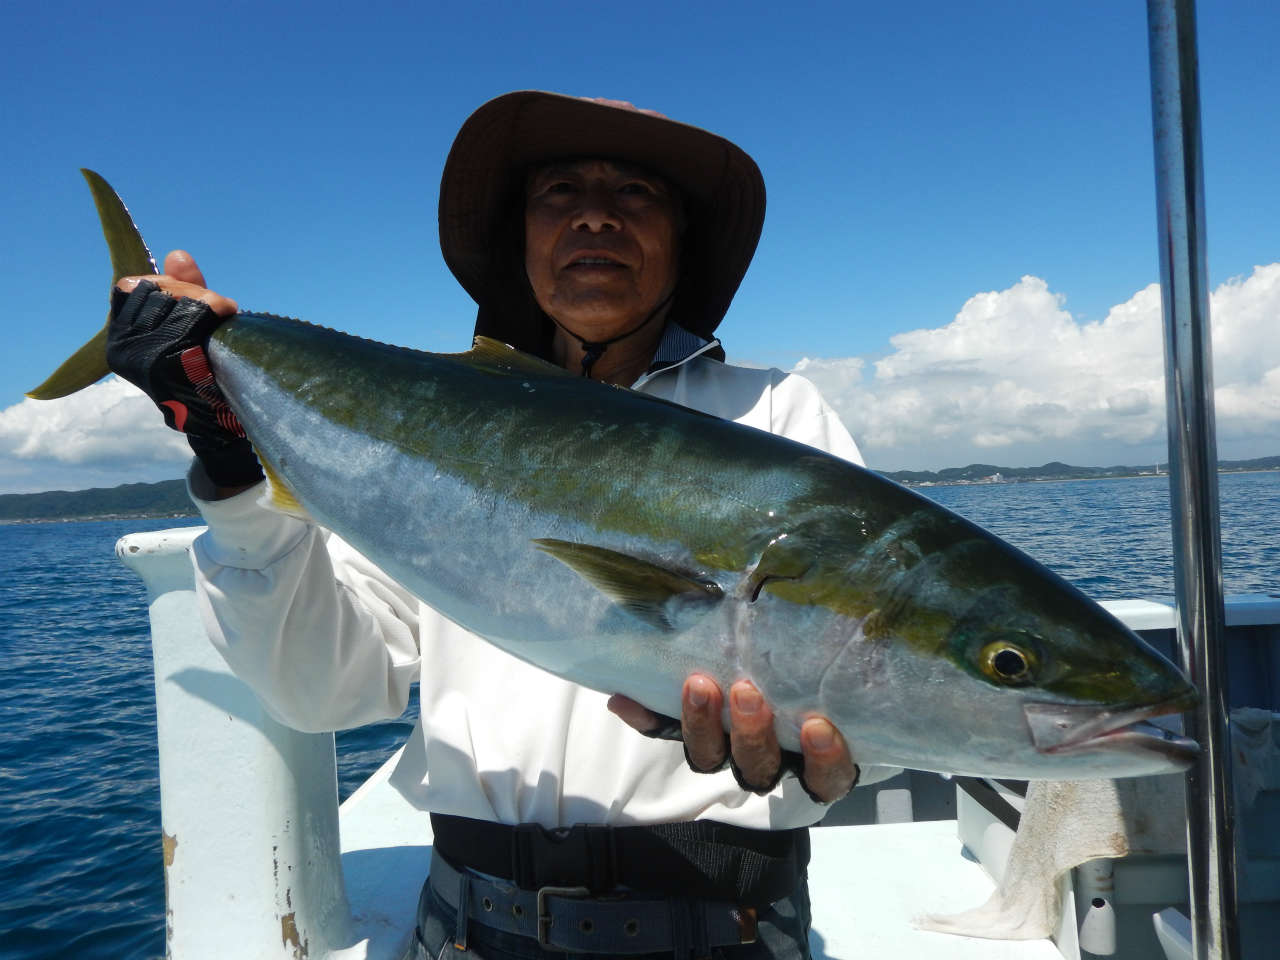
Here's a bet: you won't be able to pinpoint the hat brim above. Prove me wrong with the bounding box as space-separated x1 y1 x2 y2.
439 91 765 351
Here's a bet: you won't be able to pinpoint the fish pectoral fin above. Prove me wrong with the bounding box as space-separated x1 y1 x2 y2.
465 337 575 377
255 451 313 522
533 538 722 631
745 533 813 601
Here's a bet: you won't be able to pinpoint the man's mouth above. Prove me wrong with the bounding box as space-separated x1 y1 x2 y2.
567 255 625 269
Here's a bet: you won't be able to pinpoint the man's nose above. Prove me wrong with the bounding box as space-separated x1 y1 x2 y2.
571 185 622 232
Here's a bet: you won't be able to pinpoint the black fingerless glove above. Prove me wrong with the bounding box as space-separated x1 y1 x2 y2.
106 279 264 488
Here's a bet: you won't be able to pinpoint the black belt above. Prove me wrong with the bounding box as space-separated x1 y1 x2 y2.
430 814 810 907
428 849 759 955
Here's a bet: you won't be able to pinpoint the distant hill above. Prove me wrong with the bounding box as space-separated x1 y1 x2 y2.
882 455 1280 486
0 480 196 523
4 454 1278 521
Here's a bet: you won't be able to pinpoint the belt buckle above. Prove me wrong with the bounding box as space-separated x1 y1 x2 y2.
536 885 590 948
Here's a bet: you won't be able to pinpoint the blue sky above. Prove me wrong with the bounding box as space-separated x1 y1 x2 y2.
3 1 1279 491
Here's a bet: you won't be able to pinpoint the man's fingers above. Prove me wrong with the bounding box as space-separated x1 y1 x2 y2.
681 675 726 772
606 694 661 732
115 274 238 318
728 680 781 791
799 718 857 803
113 249 237 317
163 250 207 287
615 676 857 802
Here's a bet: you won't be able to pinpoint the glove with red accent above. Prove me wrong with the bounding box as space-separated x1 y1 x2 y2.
106 279 264 488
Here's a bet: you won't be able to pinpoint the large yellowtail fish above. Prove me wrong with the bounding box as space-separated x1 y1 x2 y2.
32 171 1199 779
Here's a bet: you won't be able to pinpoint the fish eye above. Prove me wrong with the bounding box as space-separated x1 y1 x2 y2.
979 640 1037 685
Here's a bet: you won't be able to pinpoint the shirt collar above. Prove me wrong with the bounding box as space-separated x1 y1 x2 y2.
637 322 725 385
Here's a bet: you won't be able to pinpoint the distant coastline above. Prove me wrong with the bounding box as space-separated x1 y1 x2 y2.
887 454 1280 488
3 455 1278 523
0 480 198 524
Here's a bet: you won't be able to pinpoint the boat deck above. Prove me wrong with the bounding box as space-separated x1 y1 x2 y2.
336 751 1064 960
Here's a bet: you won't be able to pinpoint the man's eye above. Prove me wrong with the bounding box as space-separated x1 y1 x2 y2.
534 180 579 197
618 182 656 196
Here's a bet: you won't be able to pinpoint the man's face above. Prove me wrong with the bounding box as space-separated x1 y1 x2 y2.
525 159 681 340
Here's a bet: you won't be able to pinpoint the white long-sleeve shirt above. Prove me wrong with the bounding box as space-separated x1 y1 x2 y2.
191 338 892 830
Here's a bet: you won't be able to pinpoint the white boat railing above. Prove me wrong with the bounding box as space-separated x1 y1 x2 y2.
120 526 431 960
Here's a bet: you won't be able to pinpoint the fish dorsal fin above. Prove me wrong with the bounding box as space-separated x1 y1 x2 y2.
464 337 575 377
533 538 722 631
255 450 313 522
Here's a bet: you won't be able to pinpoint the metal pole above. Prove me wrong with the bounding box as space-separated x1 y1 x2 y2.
1145 2 1239 957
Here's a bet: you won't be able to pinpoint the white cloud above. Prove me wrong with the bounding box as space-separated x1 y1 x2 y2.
0 377 191 493
795 266 1280 470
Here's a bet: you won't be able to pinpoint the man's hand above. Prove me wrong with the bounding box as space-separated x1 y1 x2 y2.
607 676 858 803
108 250 261 494
116 250 239 315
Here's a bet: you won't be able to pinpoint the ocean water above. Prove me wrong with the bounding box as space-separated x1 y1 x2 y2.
920 472 1280 600
1 472 1277 958
0 516 414 959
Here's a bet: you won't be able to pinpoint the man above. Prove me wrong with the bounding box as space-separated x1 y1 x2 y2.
108 92 886 960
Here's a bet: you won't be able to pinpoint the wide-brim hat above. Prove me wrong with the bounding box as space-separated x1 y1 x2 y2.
439 91 766 357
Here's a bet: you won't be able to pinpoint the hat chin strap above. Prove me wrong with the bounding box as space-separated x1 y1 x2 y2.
550 288 677 378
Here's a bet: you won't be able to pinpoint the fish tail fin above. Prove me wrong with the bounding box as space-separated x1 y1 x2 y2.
26 169 159 400
26 327 112 400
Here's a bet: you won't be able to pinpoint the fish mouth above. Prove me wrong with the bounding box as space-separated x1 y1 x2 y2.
1024 691 1200 768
